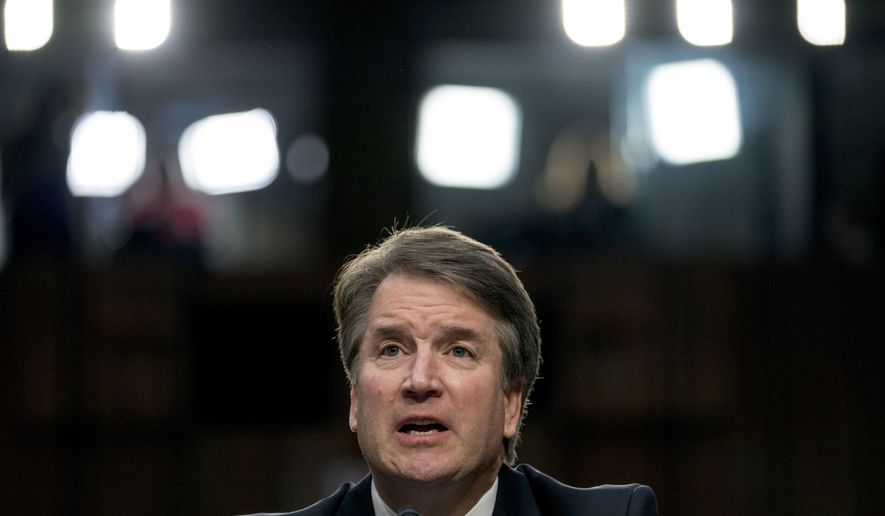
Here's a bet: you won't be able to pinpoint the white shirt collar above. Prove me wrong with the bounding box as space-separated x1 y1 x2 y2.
370 477 499 516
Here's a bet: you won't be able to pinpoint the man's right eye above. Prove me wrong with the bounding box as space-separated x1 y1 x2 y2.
382 345 400 357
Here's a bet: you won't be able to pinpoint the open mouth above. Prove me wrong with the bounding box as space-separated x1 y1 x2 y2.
398 420 449 435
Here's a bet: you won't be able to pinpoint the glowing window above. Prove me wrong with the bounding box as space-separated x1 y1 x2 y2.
416 85 521 189
645 59 742 165
562 0 626 47
677 0 733 46
798 0 845 46
66 111 147 197
4 0 53 51
178 109 280 195
114 0 171 51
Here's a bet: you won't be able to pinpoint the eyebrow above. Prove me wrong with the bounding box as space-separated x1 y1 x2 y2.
369 324 486 344
370 324 408 341
437 325 485 344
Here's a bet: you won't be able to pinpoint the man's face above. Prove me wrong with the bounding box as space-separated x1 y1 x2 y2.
349 273 523 488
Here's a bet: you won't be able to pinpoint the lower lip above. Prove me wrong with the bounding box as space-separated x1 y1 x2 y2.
395 429 450 446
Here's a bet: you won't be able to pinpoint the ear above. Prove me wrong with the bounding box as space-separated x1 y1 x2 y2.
348 385 359 433
502 379 524 440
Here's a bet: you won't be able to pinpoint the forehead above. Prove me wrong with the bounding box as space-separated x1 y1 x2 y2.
366 273 495 328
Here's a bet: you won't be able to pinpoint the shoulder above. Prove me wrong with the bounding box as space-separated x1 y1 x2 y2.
237 475 372 516
505 464 658 516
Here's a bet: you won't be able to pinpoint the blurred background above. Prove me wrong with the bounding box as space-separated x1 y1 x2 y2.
1 0 884 514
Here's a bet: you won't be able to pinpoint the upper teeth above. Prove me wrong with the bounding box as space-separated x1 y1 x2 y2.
402 420 443 435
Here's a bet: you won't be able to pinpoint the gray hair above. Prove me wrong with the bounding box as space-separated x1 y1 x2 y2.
332 226 541 465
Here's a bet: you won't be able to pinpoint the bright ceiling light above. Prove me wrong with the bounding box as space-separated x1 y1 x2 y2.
677 0 733 46
416 85 521 189
645 59 743 165
114 0 171 51
4 0 53 51
562 0 626 47
178 109 280 195
798 0 846 46
67 111 147 197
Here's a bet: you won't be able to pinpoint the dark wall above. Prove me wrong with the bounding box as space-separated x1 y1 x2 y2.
1 258 883 515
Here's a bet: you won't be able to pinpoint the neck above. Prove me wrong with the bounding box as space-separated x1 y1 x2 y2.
373 463 501 516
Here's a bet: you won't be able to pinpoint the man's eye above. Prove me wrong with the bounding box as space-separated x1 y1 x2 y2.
451 346 471 358
382 345 400 357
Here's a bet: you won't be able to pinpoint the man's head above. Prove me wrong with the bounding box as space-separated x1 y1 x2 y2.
332 226 542 466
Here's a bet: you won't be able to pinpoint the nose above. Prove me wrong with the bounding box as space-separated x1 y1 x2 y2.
402 347 442 400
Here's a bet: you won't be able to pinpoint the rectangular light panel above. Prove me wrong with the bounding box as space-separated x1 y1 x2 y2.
416 85 521 189
677 0 733 46
645 59 743 165
115 0 171 51
798 0 846 46
562 0 626 47
67 111 147 197
178 109 280 195
4 0 53 51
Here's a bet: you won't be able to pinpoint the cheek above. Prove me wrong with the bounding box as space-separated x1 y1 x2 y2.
356 372 398 408
467 376 506 411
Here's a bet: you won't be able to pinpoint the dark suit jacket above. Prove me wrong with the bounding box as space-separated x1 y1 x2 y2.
247 464 658 516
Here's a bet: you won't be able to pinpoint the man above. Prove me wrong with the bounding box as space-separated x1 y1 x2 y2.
250 226 657 516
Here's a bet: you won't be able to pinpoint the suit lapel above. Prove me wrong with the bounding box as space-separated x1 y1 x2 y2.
335 474 373 516
492 466 542 516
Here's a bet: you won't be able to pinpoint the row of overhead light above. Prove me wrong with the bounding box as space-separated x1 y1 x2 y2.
67 109 331 197
564 0 846 47
4 0 171 51
1 0 801 197
415 58 743 195
4 0 846 52
67 55 741 199
68 109 281 197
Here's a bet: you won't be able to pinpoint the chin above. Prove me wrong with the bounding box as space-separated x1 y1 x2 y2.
392 458 460 485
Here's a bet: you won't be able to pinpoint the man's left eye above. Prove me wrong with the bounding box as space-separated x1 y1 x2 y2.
451 346 471 358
